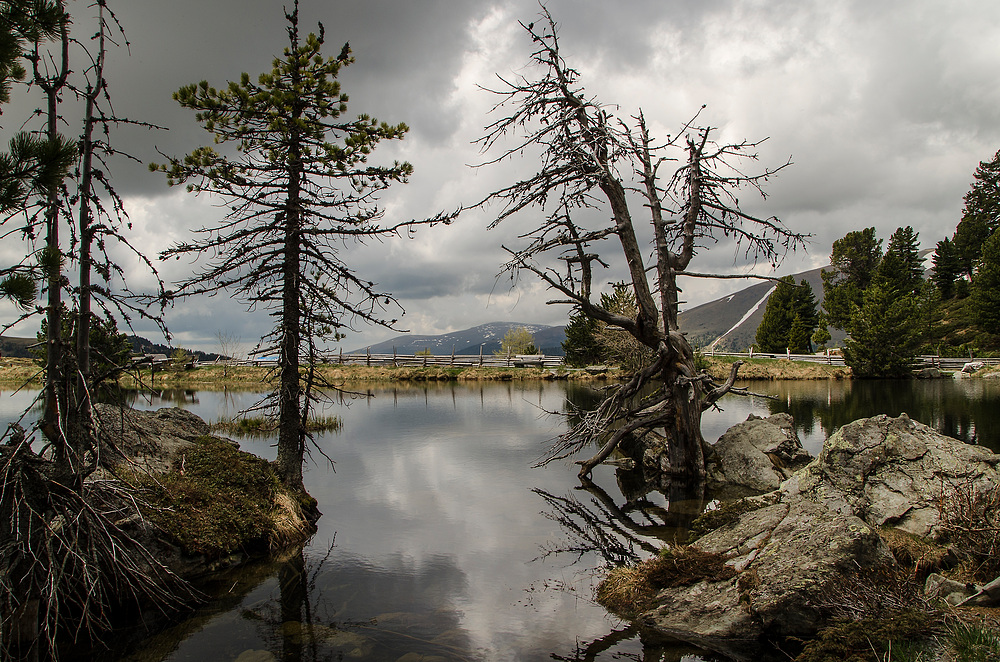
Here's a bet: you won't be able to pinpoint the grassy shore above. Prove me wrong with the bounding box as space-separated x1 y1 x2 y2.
0 355 853 388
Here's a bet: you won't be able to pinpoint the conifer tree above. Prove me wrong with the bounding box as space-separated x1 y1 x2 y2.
971 230 1000 334
153 1 452 491
475 8 799 479
755 276 817 353
953 148 1000 277
843 280 920 378
821 227 882 330
878 226 923 296
561 309 601 367
932 237 960 299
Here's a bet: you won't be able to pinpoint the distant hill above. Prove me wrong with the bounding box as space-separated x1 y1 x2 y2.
127 335 219 362
350 322 567 356
348 266 849 358
0 336 38 359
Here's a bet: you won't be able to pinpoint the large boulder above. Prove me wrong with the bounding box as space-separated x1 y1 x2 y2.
706 413 812 497
95 405 211 471
814 413 999 536
638 414 1000 655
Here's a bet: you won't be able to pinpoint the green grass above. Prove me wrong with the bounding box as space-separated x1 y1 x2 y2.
211 414 342 437
135 435 281 557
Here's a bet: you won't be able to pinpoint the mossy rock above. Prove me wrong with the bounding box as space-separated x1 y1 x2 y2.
135 435 284 558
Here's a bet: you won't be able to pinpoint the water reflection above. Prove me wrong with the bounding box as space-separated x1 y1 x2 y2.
1 377 998 661
748 378 1000 453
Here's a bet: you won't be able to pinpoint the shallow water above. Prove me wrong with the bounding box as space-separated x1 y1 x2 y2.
1 376 998 660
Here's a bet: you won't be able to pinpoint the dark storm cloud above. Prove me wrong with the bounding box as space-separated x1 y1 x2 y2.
4 0 1000 350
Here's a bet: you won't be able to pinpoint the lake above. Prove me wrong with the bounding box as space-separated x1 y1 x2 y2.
1 376 998 660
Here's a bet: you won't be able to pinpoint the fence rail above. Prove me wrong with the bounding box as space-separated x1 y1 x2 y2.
238 351 566 369
702 350 1000 370
223 350 999 371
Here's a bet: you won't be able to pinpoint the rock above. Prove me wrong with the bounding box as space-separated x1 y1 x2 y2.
706 413 812 497
95 405 215 471
962 361 986 373
925 573 977 605
815 413 999 537
639 414 1000 652
913 367 943 379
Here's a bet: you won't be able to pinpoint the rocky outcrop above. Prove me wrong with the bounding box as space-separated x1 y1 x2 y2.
706 413 812 497
93 406 317 577
96 405 212 471
638 414 1000 657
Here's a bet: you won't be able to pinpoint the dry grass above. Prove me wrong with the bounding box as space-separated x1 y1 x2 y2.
936 479 1000 582
596 546 736 618
706 356 852 381
878 527 953 579
0 358 43 385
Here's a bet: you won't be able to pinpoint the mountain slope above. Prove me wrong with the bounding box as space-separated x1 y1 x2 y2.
678 266 847 351
356 266 849 356
350 322 567 356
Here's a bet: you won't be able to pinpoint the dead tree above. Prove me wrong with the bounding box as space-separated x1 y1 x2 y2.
477 8 803 480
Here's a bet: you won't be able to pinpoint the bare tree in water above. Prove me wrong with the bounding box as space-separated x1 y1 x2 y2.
476 8 803 480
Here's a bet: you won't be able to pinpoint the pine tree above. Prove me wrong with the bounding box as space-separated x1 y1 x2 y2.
932 237 961 299
153 2 452 491
561 310 601 366
811 315 832 351
821 227 883 330
971 230 1000 334
755 277 817 353
953 148 1000 277
843 280 920 378
881 226 923 295
755 277 794 352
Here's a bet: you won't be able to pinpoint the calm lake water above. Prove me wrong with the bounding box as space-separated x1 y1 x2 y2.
1 376 998 660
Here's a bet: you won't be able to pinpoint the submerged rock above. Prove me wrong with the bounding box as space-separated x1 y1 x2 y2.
634 414 1000 656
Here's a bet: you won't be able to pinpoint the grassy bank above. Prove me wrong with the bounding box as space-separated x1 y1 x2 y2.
0 355 852 388
705 356 853 381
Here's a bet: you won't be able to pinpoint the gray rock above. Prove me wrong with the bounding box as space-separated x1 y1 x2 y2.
707 413 812 497
925 573 977 604
95 405 217 471
913 367 942 379
641 414 1000 651
815 413 999 536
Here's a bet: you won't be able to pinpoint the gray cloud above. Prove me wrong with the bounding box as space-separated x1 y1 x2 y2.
3 0 999 350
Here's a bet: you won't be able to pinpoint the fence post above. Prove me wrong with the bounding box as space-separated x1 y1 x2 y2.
451 346 455 366
479 344 484 366
366 346 371 367
393 347 398 367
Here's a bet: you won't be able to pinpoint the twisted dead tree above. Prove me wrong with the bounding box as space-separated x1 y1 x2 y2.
477 8 804 480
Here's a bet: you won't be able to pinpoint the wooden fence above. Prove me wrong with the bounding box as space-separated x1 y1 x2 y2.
702 349 1000 370
241 349 565 369
231 348 998 371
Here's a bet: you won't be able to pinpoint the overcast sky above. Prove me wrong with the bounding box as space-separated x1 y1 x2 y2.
3 0 1000 353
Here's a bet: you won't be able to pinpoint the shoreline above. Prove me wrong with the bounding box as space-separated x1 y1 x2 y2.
0 356 854 388
0 356 855 387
